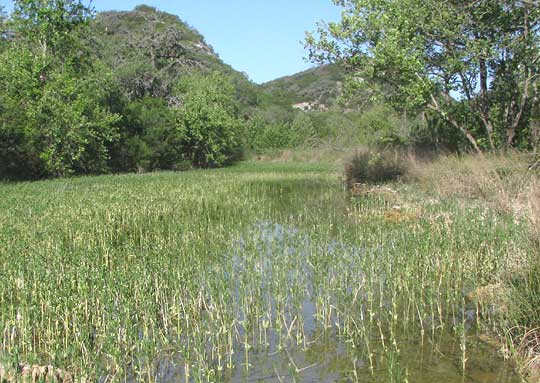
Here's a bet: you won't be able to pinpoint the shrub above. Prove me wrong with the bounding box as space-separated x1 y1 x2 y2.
175 72 243 167
244 112 316 153
290 112 316 147
0 48 120 179
345 150 407 187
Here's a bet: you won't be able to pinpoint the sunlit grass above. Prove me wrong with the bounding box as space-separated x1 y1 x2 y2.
0 162 530 382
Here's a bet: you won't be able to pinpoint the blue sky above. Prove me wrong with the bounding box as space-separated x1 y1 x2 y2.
1 1 342 83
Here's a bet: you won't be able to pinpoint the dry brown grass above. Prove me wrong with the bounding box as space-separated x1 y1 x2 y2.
519 178 540 245
509 327 540 381
0 362 73 383
410 152 539 239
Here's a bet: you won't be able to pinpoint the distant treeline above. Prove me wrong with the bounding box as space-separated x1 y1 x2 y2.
0 3 347 179
1 1 538 180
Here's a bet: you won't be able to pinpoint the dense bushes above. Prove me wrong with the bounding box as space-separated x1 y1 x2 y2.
107 96 176 172
244 112 315 152
175 73 243 167
0 1 246 179
106 73 243 173
0 29 120 179
243 104 410 154
0 2 247 180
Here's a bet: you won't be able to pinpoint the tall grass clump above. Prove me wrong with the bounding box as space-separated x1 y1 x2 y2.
509 260 540 330
344 149 408 187
519 177 540 246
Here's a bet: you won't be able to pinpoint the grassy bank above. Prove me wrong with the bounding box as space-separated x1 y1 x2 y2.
0 158 535 382
341 149 540 381
409 152 540 381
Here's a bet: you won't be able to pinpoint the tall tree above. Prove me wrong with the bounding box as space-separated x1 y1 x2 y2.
306 0 540 152
0 1 119 179
13 0 93 57
175 72 242 167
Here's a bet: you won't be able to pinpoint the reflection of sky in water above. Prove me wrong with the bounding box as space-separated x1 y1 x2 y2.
143 221 519 383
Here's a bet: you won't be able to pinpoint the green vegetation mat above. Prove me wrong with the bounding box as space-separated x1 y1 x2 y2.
0 163 528 382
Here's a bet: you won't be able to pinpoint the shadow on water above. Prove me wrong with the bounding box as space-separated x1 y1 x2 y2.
125 222 520 383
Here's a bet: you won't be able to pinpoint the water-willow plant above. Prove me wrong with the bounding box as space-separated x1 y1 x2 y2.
0 163 527 382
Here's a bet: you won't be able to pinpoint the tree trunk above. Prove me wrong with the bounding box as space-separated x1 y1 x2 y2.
429 95 482 154
457 70 491 151
507 4 532 148
479 57 495 149
532 81 540 152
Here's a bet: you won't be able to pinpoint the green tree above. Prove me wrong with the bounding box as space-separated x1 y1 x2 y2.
290 112 316 147
108 96 180 172
306 0 540 152
175 72 242 167
0 0 119 179
32 68 119 176
0 47 120 178
13 0 93 57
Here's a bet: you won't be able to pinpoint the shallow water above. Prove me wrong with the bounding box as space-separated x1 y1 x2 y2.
132 222 521 383
148 318 519 382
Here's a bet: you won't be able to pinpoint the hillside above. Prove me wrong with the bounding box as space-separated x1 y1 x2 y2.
260 64 347 111
0 3 395 180
93 5 261 109
93 6 357 115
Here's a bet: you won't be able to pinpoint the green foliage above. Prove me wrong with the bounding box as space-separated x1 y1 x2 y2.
290 112 316 145
307 0 540 152
246 120 297 151
107 96 177 172
33 68 120 176
244 112 316 152
356 104 406 147
299 106 410 149
414 117 466 154
306 111 361 145
175 72 243 167
258 63 414 151
0 46 120 178
0 1 120 179
244 103 413 154
113 61 164 101
13 0 94 57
